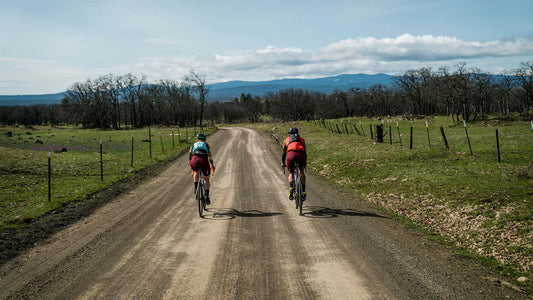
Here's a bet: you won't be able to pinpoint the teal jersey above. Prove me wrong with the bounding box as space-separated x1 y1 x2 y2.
191 141 209 156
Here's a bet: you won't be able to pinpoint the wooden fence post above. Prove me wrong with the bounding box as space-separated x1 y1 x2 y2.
397 122 402 146
410 127 413 149
100 139 103 181
496 129 501 163
159 130 165 154
440 127 449 150
131 134 134 167
149 126 152 158
375 124 384 143
426 121 431 149
171 128 175 149
463 120 473 155
352 124 361 135
48 152 51 202
389 125 392 144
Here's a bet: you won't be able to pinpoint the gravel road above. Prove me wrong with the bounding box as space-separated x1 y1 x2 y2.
0 127 527 299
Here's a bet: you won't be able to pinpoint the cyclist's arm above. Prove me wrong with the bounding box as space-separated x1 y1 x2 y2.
206 143 215 168
281 143 288 165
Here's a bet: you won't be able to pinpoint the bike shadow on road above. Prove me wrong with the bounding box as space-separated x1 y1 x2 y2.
202 208 283 220
302 206 386 219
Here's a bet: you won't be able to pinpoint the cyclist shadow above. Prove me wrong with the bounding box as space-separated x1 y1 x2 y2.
203 208 283 220
302 206 386 219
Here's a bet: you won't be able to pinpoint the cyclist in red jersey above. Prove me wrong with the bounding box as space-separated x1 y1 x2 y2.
281 127 307 200
189 133 215 205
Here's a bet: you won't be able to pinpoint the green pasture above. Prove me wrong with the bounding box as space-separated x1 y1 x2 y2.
308 117 532 204
255 116 532 288
0 125 214 229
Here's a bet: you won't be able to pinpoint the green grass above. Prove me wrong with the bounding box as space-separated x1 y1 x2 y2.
0 125 215 229
253 116 533 290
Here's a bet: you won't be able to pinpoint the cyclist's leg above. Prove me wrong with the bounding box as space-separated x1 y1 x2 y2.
299 164 306 185
193 171 199 192
190 156 201 192
300 169 306 200
288 171 295 200
204 175 210 190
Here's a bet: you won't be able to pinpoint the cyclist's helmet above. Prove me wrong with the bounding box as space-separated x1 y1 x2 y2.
196 133 206 141
288 127 298 134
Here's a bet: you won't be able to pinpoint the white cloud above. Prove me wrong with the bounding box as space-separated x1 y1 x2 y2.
2 34 532 94
127 34 533 84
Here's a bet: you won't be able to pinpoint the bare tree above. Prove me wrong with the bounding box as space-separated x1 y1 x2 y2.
186 70 209 128
515 61 533 118
496 71 517 117
393 68 433 115
470 70 494 120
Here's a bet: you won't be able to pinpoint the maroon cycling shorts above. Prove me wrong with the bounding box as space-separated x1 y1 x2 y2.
190 155 211 176
286 151 306 173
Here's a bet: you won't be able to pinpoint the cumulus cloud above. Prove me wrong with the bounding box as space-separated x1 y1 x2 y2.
130 34 533 83
2 34 532 94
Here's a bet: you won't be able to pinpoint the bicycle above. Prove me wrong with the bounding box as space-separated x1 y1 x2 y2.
284 162 305 216
195 169 207 218
293 163 304 216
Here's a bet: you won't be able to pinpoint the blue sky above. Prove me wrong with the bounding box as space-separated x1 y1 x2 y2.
1 0 532 94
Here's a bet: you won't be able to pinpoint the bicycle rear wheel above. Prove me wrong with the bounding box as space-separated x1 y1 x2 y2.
196 171 205 217
297 178 303 216
294 167 300 209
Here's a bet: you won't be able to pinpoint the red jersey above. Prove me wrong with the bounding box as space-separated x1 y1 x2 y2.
284 135 306 152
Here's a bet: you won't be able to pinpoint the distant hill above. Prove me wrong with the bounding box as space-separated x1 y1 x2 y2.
0 92 66 106
0 74 394 106
207 73 394 101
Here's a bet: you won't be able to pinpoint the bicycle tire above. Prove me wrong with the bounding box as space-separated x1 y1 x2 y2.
298 178 303 216
197 183 203 217
202 186 207 212
294 167 300 210
293 163 304 215
197 171 204 218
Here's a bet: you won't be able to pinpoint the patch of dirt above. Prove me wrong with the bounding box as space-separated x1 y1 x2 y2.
0 149 188 266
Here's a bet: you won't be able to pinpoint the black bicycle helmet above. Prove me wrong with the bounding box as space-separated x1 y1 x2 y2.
196 133 206 141
288 127 298 134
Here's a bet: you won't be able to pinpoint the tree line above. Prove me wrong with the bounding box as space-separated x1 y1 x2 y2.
1 61 532 128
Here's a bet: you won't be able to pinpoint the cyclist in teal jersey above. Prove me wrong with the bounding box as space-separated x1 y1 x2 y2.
189 133 215 204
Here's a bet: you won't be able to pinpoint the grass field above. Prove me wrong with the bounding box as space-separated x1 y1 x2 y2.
0 125 214 230
252 116 532 289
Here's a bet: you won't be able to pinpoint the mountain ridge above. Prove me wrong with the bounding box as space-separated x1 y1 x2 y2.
0 74 394 105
